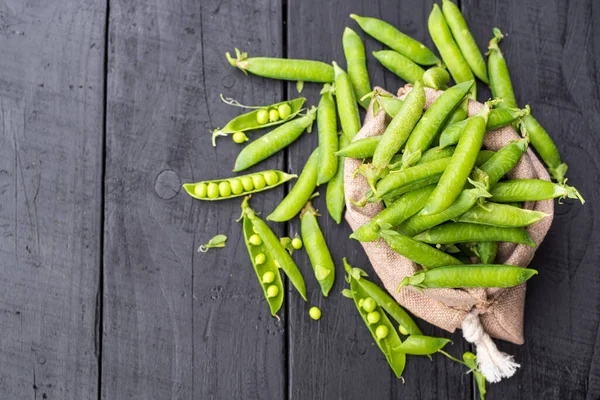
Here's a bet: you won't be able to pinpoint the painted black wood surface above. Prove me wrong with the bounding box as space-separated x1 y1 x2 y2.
0 0 598 399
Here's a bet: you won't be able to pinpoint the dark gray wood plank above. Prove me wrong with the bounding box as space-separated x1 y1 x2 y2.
103 0 285 399
0 0 105 398
462 0 600 398
286 1 471 399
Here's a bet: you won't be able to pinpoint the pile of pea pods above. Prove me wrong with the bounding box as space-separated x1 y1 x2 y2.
184 1 585 396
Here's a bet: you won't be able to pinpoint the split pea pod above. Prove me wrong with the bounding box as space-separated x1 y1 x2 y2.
373 50 425 84
326 134 348 224
489 179 584 204
226 48 334 83
317 85 339 185
441 0 489 84
242 197 307 300
399 264 538 289
301 201 335 296
428 5 476 98
333 62 361 140
350 185 435 242
268 148 320 222
521 113 568 183
422 67 451 90
413 222 536 247
380 229 462 268
343 27 372 109
211 97 306 146
393 335 450 355
458 202 549 227
487 29 517 109
476 138 528 187
401 80 474 168
476 242 498 264
350 14 440 66
183 170 297 201
234 107 317 172
242 211 284 315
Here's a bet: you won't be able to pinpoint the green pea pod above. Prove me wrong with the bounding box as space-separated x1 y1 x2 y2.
463 352 487 400
380 96 404 117
416 146 456 164
413 222 536 247
422 105 489 215
268 148 320 222
335 136 381 158
399 264 538 289
211 96 306 146
242 197 307 301
487 28 517 109
234 107 317 172
351 185 435 242
441 0 489 84
343 27 372 109
380 229 463 268
490 179 584 204
183 170 297 201
458 202 549 227
242 214 284 315
326 134 348 224
383 176 443 202
317 84 339 185
393 335 450 355
226 48 334 83
476 241 498 264
428 5 476 99
350 14 440 66
422 67 451 89
401 80 474 169
477 139 528 187
301 201 335 296
333 62 361 139
373 50 425 84
520 113 568 183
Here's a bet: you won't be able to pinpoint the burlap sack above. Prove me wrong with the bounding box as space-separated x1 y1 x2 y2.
344 85 553 345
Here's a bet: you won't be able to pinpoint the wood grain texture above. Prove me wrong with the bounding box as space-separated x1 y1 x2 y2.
0 0 105 399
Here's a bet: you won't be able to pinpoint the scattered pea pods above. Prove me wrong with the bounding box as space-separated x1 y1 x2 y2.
458 202 549 227
333 62 361 140
373 50 425 84
350 14 440 66
521 113 568 183
399 264 538 289
241 197 307 301
327 134 348 224
489 179 584 204
380 229 463 268
413 222 536 247
487 28 517 109
268 148 320 222
301 201 335 296
343 27 372 109
211 96 306 146
317 84 339 185
234 107 317 172
183 170 297 201
226 48 334 83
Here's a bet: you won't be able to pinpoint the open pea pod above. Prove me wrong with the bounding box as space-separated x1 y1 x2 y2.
211 96 306 146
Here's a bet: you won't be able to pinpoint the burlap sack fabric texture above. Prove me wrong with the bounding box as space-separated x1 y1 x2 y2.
344 85 553 345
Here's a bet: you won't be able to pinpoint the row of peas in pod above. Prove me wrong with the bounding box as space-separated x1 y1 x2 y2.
183 1 585 397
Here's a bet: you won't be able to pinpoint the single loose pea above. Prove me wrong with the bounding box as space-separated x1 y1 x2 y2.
218 181 232 197
194 183 208 198
262 271 275 284
263 170 280 186
278 103 292 119
252 174 267 190
241 176 254 191
256 109 269 125
249 234 262 246
266 285 279 298
309 306 322 320
207 182 220 199
375 325 389 339
268 108 280 122
232 131 248 144
399 325 409 336
255 253 266 265
230 178 243 195
291 237 303 250
367 311 381 325
362 297 377 313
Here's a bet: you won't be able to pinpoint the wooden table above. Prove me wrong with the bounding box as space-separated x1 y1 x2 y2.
1 0 598 398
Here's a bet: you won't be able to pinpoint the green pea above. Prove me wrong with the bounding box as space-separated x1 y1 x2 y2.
375 325 389 339
256 109 269 125
194 183 208 198
230 178 243 195
207 182 219 199
399 325 409 336
269 108 280 122
232 131 248 144
241 176 254 191
255 253 266 265
362 297 377 313
291 237 303 250
218 181 232 197
278 103 292 119
266 285 279 298
252 174 266 190
309 306 322 320
249 234 262 246
263 170 279 186
262 271 275 284
367 311 381 325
